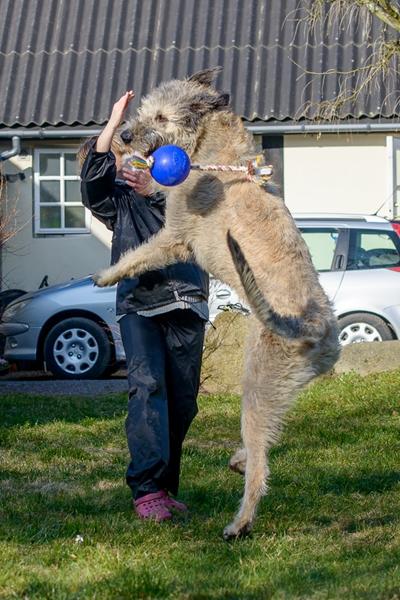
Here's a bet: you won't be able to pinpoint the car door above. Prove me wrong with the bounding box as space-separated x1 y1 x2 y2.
298 227 347 302
334 227 400 315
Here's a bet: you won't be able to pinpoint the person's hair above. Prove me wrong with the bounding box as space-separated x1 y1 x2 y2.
77 135 125 168
77 136 96 168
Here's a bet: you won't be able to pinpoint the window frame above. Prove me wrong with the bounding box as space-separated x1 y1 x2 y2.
33 148 90 235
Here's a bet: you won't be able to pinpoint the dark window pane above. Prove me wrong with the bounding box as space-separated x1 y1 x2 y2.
348 230 400 270
39 153 60 176
65 206 86 228
65 153 78 176
40 206 61 229
40 180 60 203
262 135 284 197
65 180 81 203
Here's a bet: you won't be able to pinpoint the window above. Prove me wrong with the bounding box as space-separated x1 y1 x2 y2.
300 228 339 272
34 149 90 234
348 229 400 270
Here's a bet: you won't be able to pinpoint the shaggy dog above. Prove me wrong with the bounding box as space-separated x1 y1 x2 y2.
94 69 340 539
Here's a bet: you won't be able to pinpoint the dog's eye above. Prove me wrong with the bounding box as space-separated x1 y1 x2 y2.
155 114 168 123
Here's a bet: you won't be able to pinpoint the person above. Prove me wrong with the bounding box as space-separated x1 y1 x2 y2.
79 91 209 522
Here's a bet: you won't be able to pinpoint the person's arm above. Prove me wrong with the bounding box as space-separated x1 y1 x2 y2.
101 91 156 197
96 91 134 152
80 91 135 229
80 147 118 230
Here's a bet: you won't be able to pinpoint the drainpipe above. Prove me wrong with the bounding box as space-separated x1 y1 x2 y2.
0 136 21 161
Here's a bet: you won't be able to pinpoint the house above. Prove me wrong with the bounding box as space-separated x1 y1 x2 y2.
1 0 400 292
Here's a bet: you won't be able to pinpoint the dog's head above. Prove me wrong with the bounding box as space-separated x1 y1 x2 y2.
119 67 230 157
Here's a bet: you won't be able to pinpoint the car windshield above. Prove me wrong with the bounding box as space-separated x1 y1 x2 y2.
347 229 400 270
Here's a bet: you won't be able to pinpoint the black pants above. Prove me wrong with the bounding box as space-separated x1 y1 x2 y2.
119 309 205 499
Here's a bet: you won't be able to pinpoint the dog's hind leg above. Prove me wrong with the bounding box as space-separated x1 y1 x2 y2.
223 324 315 540
223 386 269 540
229 447 247 475
94 228 192 287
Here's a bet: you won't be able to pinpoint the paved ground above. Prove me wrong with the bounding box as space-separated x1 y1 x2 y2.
2 337 399 398
0 369 128 396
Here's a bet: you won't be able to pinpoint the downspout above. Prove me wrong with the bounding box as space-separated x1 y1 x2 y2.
0 136 21 161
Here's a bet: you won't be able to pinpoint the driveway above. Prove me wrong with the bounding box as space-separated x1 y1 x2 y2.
0 369 128 397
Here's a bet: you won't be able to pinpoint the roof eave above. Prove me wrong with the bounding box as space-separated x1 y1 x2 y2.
2 117 400 139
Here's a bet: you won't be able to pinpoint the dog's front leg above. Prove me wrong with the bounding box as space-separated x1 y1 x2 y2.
93 229 192 287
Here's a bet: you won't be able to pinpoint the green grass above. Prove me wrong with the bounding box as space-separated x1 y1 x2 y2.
0 371 400 599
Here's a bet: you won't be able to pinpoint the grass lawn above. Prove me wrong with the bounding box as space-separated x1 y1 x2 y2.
0 371 400 599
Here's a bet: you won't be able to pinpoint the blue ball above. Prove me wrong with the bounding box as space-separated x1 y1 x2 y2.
150 145 191 186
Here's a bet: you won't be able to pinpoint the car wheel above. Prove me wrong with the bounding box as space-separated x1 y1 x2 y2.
338 313 393 346
44 317 113 379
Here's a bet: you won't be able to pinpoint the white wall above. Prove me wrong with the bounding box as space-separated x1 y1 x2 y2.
284 132 393 218
0 132 398 292
0 142 112 291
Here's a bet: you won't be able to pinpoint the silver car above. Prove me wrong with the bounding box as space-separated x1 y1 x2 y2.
0 276 237 379
1 214 400 378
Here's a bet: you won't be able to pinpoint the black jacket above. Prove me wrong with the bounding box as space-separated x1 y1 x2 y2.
80 146 209 315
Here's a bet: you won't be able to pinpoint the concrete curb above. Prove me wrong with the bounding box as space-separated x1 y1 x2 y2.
200 313 400 394
334 339 400 375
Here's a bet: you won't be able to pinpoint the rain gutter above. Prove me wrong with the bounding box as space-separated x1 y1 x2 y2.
0 129 102 139
245 122 400 134
0 122 400 146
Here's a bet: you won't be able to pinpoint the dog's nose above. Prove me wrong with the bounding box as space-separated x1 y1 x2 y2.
120 129 133 144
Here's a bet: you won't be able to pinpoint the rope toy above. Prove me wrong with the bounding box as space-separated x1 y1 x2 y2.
124 144 273 187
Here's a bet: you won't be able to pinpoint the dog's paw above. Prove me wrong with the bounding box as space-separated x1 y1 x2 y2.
92 270 118 287
223 520 252 541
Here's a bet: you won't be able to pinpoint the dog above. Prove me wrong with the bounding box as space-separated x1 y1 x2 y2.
94 68 341 539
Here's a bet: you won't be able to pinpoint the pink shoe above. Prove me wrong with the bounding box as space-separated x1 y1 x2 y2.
161 490 188 512
134 491 172 522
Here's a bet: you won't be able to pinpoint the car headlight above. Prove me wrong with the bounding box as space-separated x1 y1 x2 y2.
2 300 30 321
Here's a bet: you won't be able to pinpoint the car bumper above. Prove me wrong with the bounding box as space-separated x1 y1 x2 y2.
2 324 41 362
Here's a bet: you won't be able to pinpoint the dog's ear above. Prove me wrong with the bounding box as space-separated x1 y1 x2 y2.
188 67 222 87
215 93 230 108
189 91 230 114
181 91 230 128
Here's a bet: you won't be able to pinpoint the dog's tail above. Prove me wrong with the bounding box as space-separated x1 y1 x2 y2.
227 231 327 340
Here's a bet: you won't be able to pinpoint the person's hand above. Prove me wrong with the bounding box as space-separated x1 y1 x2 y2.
96 91 135 153
109 91 135 128
122 167 154 196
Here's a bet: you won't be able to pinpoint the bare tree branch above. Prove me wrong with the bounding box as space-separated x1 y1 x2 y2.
359 1 400 32
0 169 18 249
295 0 400 121
308 0 400 31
